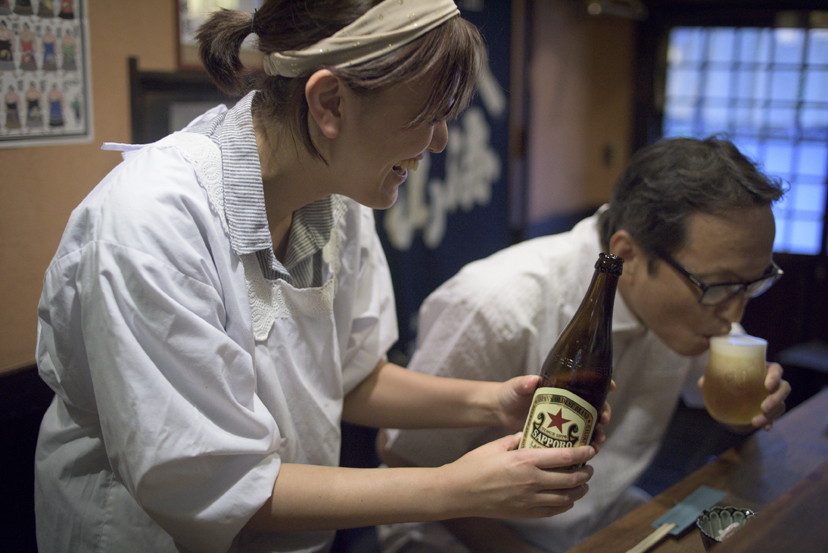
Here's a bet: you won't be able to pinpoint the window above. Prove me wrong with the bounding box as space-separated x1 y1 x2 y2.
662 23 828 254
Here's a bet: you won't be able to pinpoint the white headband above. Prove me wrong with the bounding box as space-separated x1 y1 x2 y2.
262 0 460 78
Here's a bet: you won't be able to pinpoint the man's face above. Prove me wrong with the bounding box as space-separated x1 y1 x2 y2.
618 206 776 357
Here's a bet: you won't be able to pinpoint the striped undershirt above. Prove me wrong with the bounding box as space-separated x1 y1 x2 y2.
189 91 344 289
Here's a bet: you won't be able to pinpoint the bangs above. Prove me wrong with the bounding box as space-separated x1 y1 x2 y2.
334 16 485 127
405 17 485 126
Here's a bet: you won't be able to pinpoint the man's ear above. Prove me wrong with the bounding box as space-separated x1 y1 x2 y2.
609 229 644 278
306 69 343 139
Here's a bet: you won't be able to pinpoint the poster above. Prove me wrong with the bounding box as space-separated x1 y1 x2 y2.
0 0 92 148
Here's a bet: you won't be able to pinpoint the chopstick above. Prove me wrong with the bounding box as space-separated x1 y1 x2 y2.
624 522 677 553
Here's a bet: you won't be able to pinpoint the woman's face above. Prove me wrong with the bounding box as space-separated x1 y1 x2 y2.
330 78 449 210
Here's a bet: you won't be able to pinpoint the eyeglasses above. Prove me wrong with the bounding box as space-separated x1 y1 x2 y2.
655 251 783 306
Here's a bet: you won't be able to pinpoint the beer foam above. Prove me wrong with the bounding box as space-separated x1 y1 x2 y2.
710 334 767 359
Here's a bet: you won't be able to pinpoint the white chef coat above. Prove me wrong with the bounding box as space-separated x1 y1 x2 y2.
382 210 709 553
34 94 398 553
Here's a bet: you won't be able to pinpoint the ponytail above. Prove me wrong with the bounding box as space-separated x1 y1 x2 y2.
196 9 255 96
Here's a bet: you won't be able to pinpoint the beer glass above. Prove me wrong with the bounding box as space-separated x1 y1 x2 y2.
702 334 768 426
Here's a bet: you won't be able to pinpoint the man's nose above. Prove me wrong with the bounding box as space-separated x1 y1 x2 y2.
715 290 749 324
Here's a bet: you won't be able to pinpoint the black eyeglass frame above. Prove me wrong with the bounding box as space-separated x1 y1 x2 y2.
655 250 784 306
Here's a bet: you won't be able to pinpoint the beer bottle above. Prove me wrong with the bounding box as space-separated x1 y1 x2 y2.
520 252 623 451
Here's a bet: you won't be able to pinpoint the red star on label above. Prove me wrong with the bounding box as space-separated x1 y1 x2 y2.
545 409 571 432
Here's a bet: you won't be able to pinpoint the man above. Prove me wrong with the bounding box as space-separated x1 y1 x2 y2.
377 136 791 553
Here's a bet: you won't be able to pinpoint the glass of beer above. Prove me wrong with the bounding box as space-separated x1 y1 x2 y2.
702 334 768 426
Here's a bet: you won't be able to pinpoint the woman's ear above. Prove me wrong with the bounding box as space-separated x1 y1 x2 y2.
306 69 343 139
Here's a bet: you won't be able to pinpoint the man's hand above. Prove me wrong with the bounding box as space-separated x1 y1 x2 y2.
698 362 790 433
752 362 790 430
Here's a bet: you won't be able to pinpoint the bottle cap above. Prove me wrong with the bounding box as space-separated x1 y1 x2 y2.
596 252 624 275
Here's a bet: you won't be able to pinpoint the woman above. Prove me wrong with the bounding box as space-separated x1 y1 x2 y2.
34 2 609 553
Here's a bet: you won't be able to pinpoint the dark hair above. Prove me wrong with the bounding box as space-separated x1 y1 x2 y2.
196 1 484 158
598 136 787 270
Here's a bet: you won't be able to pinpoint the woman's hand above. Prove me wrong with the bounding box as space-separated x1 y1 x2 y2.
439 433 597 520
493 375 542 432
494 376 615 445
252 431 597 533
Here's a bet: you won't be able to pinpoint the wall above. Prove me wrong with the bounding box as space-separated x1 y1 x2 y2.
0 1 639 550
526 0 635 225
0 0 178 373
0 0 637 373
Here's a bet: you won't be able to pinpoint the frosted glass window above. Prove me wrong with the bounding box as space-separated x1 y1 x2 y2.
749 70 770 101
709 30 736 62
737 138 762 161
733 106 754 129
770 70 801 101
670 28 705 62
803 70 827 102
705 69 731 97
666 68 701 98
701 103 728 127
737 29 764 62
806 29 828 64
792 184 827 214
663 25 828 255
773 29 805 64
748 30 773 65
787 220 822 255
801 108 828 134
767 107 798 130
664 101 695 125
798 145 827 176
736 68 759 99
764 144 795 176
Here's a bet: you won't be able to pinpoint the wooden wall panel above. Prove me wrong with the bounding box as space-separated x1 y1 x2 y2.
525 0 635 224
0 0 178 373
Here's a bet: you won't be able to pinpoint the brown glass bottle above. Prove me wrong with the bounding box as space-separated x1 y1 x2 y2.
519 253 623 450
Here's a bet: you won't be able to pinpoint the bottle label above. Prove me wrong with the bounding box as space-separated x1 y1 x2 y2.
519 387 598 449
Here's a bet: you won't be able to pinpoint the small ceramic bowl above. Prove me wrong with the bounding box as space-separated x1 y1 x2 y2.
696 506 756 550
